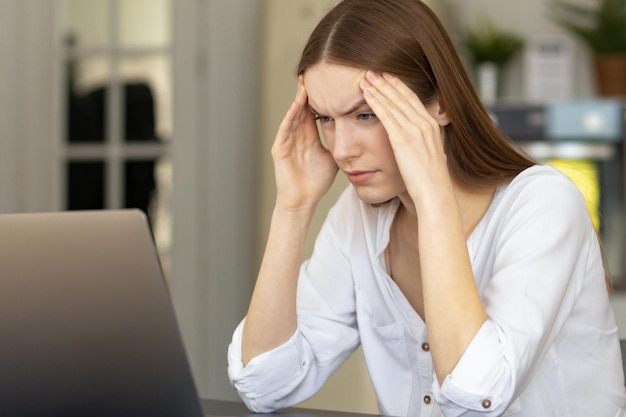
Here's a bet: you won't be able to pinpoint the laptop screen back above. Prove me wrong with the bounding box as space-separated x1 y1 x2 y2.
0 210 204 417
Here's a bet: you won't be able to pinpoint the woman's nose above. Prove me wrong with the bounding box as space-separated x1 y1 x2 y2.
331 121 360 162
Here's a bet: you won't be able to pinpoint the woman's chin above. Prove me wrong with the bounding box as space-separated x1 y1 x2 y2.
353 187 396 206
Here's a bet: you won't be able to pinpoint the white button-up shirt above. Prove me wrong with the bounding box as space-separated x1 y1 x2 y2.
228 165 626 417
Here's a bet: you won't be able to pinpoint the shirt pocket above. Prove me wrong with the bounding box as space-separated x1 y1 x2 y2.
372 319 405 339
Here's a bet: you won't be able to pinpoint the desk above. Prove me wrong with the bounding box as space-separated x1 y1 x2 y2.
201 399 385 417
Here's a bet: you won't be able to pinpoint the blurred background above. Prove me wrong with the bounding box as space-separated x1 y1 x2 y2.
0 0 624 413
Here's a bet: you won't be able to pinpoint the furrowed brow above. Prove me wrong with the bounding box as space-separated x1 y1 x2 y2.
309 98 369 118
342 99 369 116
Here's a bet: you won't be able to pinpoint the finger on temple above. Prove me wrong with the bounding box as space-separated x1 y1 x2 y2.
372 71 431 118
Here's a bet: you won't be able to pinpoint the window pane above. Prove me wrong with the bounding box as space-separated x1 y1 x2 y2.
120 0 171 48
67 161 106 210
124 160 157 216
63 0 110 49
120 55 172 142
66 56 111 143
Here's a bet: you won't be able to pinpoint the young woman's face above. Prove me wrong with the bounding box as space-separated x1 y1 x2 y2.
303 62 406 205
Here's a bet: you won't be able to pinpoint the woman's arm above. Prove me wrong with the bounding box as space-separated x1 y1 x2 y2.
241 78 338 365
230 188 362 412
241 205 315 364
415 183 488 382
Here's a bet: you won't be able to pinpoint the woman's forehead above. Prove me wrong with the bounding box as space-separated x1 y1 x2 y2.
304 62 365 84
304 63 367 115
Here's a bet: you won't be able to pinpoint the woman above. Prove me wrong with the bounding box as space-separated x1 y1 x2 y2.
228 1 626 416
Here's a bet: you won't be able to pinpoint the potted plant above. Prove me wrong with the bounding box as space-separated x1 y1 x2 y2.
548 0 626 96
463 18 525 104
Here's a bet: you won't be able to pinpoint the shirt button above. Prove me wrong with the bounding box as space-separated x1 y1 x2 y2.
423 395 431 404
421 342 430 351
481 399 492 409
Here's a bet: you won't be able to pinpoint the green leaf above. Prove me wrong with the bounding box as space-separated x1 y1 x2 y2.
547 0 626 54
463 17 525 66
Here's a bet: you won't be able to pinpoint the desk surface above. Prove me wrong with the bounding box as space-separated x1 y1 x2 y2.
201 399 385 417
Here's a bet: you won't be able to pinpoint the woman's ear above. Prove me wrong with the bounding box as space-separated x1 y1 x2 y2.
429 99 451 127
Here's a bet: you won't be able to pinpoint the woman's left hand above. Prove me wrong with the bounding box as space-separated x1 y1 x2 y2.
359 71 452 206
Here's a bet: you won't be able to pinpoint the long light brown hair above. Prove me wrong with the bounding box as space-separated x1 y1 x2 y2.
297 0 535 189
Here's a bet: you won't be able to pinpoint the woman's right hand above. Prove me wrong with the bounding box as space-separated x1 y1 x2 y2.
271 76 338 211
243 78 336 363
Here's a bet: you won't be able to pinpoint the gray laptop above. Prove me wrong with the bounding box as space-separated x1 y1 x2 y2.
0 210 388 417
0 210 206 417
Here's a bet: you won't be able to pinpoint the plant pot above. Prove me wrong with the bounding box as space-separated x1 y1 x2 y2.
477 62 499 105
594 54 626 97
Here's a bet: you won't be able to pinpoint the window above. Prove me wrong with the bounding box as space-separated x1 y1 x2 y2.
60 0 172 276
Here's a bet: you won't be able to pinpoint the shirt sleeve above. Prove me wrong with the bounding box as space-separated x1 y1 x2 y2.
228 319 313 412
227 189 361 412
433 170 601 416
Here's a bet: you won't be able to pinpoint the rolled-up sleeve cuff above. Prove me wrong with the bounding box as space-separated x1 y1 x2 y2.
227 320 306 412
432 321 515 416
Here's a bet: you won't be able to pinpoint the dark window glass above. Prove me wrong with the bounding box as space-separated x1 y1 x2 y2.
125 160 157 216
67 161 106 210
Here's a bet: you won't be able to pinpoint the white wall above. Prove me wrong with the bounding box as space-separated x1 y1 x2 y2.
171 0 261 402
0 0 58 214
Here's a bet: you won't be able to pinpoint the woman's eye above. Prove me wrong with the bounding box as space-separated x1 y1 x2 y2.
314 115 333 124
357 113 377 121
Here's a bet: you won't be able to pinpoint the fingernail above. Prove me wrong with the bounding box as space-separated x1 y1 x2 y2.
368 71 380 80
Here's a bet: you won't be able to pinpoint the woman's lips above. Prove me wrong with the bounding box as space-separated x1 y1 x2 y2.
345 171 375 184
